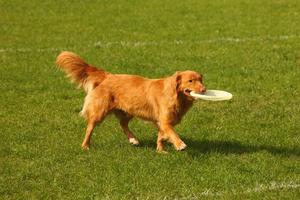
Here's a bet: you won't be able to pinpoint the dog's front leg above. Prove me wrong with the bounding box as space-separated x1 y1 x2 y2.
156 129 167 152
159 123 187 151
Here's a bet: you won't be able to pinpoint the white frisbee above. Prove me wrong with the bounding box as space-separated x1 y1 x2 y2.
190 90 233 101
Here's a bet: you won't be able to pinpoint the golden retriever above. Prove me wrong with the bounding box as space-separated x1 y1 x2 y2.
56 51 206 152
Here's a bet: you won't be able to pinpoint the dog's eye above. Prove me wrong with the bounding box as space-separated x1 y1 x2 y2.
188 80 193 83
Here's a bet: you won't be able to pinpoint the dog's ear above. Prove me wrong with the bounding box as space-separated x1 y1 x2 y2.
164 71 182 99
164 71 182 100
174 71 182 91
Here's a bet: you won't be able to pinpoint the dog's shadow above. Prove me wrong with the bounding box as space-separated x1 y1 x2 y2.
141 138 300 157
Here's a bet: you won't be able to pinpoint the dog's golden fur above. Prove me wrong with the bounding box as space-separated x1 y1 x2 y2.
56 51 206 152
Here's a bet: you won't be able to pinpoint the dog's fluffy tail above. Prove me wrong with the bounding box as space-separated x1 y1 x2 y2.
56 51 107 93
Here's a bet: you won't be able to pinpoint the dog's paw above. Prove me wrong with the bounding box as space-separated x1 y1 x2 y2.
175 142 187 151
129 138 139 146
157 149 169 154
81 144 90 150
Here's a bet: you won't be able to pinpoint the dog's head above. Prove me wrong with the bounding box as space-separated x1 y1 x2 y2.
173 70 206 99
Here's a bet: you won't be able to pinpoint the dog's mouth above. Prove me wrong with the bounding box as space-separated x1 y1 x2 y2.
184 89 192 96
184 88 205 97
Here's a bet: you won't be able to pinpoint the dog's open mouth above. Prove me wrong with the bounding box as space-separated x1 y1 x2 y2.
184 89 192 96
184 89 205 97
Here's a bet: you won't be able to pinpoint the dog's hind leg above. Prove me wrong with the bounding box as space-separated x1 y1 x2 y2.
114 111 139 146
82 119 99 150
81 90 111 149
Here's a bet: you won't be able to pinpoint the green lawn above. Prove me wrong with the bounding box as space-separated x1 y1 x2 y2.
1 0 300 199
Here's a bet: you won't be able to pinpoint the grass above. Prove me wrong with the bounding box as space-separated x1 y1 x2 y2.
1 0 300 199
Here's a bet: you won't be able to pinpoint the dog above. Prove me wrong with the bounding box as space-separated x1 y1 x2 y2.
56 51 206 152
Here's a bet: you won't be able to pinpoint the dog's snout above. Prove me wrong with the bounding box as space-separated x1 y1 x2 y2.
200 86 206 93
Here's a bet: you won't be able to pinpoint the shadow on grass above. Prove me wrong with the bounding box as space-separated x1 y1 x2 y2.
185 138 300 157
140 138 300 157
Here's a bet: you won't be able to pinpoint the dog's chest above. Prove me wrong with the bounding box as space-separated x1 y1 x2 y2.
170 99 193 124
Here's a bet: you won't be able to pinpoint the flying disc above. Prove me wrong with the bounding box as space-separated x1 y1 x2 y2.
190 90 233 101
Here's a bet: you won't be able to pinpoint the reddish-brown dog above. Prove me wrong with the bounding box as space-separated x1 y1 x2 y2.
56 51 206 152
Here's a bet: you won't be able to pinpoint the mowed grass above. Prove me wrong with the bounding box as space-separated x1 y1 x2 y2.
1 0 300 199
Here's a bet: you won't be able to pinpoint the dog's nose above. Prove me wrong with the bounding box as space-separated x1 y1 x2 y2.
200 87 206 93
